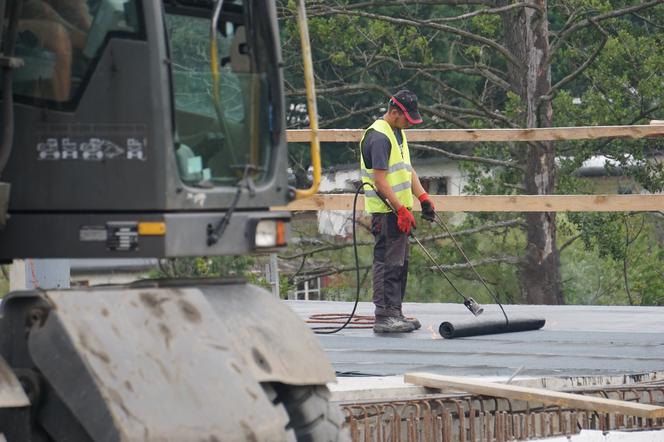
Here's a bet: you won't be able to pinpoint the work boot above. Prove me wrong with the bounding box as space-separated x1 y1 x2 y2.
400 315 421 330
373 316 415 333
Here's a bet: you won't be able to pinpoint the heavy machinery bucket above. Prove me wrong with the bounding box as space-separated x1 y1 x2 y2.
0 284 334 441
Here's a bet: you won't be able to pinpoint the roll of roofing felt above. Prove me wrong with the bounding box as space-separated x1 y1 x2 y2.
438 318 546 339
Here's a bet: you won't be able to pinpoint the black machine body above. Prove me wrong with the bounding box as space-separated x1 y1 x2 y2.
0 0 292 260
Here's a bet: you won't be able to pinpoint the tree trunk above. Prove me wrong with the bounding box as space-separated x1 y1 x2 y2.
502 0 563 304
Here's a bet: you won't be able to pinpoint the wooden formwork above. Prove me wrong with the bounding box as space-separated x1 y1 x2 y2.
279 122 664 213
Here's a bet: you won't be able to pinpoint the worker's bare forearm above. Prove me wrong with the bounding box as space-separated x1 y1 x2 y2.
411 169 426 199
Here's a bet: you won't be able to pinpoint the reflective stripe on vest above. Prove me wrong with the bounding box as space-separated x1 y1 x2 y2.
359 119 413 213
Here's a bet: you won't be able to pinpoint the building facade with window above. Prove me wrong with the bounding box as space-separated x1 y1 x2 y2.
316 157 468 237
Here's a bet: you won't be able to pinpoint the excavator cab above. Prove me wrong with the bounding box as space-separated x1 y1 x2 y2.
0 1 344 441
0 0 293 258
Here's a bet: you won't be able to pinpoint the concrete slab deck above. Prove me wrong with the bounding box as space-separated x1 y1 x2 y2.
287 301 664 381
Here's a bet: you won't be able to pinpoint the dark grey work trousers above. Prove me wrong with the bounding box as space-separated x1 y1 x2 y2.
371 213 410 317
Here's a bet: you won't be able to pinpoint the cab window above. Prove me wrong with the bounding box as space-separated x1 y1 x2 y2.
166 6 273 188
14 0 143 103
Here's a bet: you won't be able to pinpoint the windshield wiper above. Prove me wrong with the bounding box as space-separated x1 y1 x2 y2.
206 164 260 246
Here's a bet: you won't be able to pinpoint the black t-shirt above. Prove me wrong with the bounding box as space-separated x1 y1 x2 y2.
361 123 403 170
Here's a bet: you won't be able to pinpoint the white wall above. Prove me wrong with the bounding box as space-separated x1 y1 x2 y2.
319 169 359 193
318 160 469 196
412 161 469 196
316 159 470 236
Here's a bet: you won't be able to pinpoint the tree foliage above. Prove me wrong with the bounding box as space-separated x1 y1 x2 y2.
152 256 256 279
279 0 664 305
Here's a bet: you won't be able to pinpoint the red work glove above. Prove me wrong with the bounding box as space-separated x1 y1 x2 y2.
396 206 416 234
418 193 436 222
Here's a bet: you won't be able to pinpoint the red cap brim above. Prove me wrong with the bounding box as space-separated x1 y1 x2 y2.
390 96 423 124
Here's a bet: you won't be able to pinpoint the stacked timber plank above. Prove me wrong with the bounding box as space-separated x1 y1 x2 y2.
404 372 664 419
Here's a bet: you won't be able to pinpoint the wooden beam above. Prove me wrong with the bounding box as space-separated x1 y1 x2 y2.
404 372 664 419
287 125 664 143
272 194 664 212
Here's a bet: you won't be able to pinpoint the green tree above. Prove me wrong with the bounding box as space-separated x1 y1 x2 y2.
279 0 664 304
153 256 255 279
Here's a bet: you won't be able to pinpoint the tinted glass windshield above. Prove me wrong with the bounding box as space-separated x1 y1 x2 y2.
14 0 142 102
166 7 273 188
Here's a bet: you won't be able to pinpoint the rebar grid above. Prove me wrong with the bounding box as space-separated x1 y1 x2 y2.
340 385 664 441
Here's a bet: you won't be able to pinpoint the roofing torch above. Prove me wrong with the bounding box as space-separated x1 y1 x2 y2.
410 233 484 316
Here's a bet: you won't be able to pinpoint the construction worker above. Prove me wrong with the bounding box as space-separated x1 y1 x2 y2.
360 90 436 333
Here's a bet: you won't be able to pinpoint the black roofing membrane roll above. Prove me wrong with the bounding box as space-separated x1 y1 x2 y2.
439 318 546 339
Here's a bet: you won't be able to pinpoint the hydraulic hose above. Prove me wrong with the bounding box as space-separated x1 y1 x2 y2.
210 0 224 105
310 183 487 333
208 0 237 164
310 182 371 334
293 0 321 199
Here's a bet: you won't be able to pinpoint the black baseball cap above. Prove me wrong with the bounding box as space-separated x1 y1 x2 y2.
389 90 423 124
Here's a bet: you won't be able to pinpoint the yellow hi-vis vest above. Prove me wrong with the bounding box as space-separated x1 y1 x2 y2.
360 119 413 213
